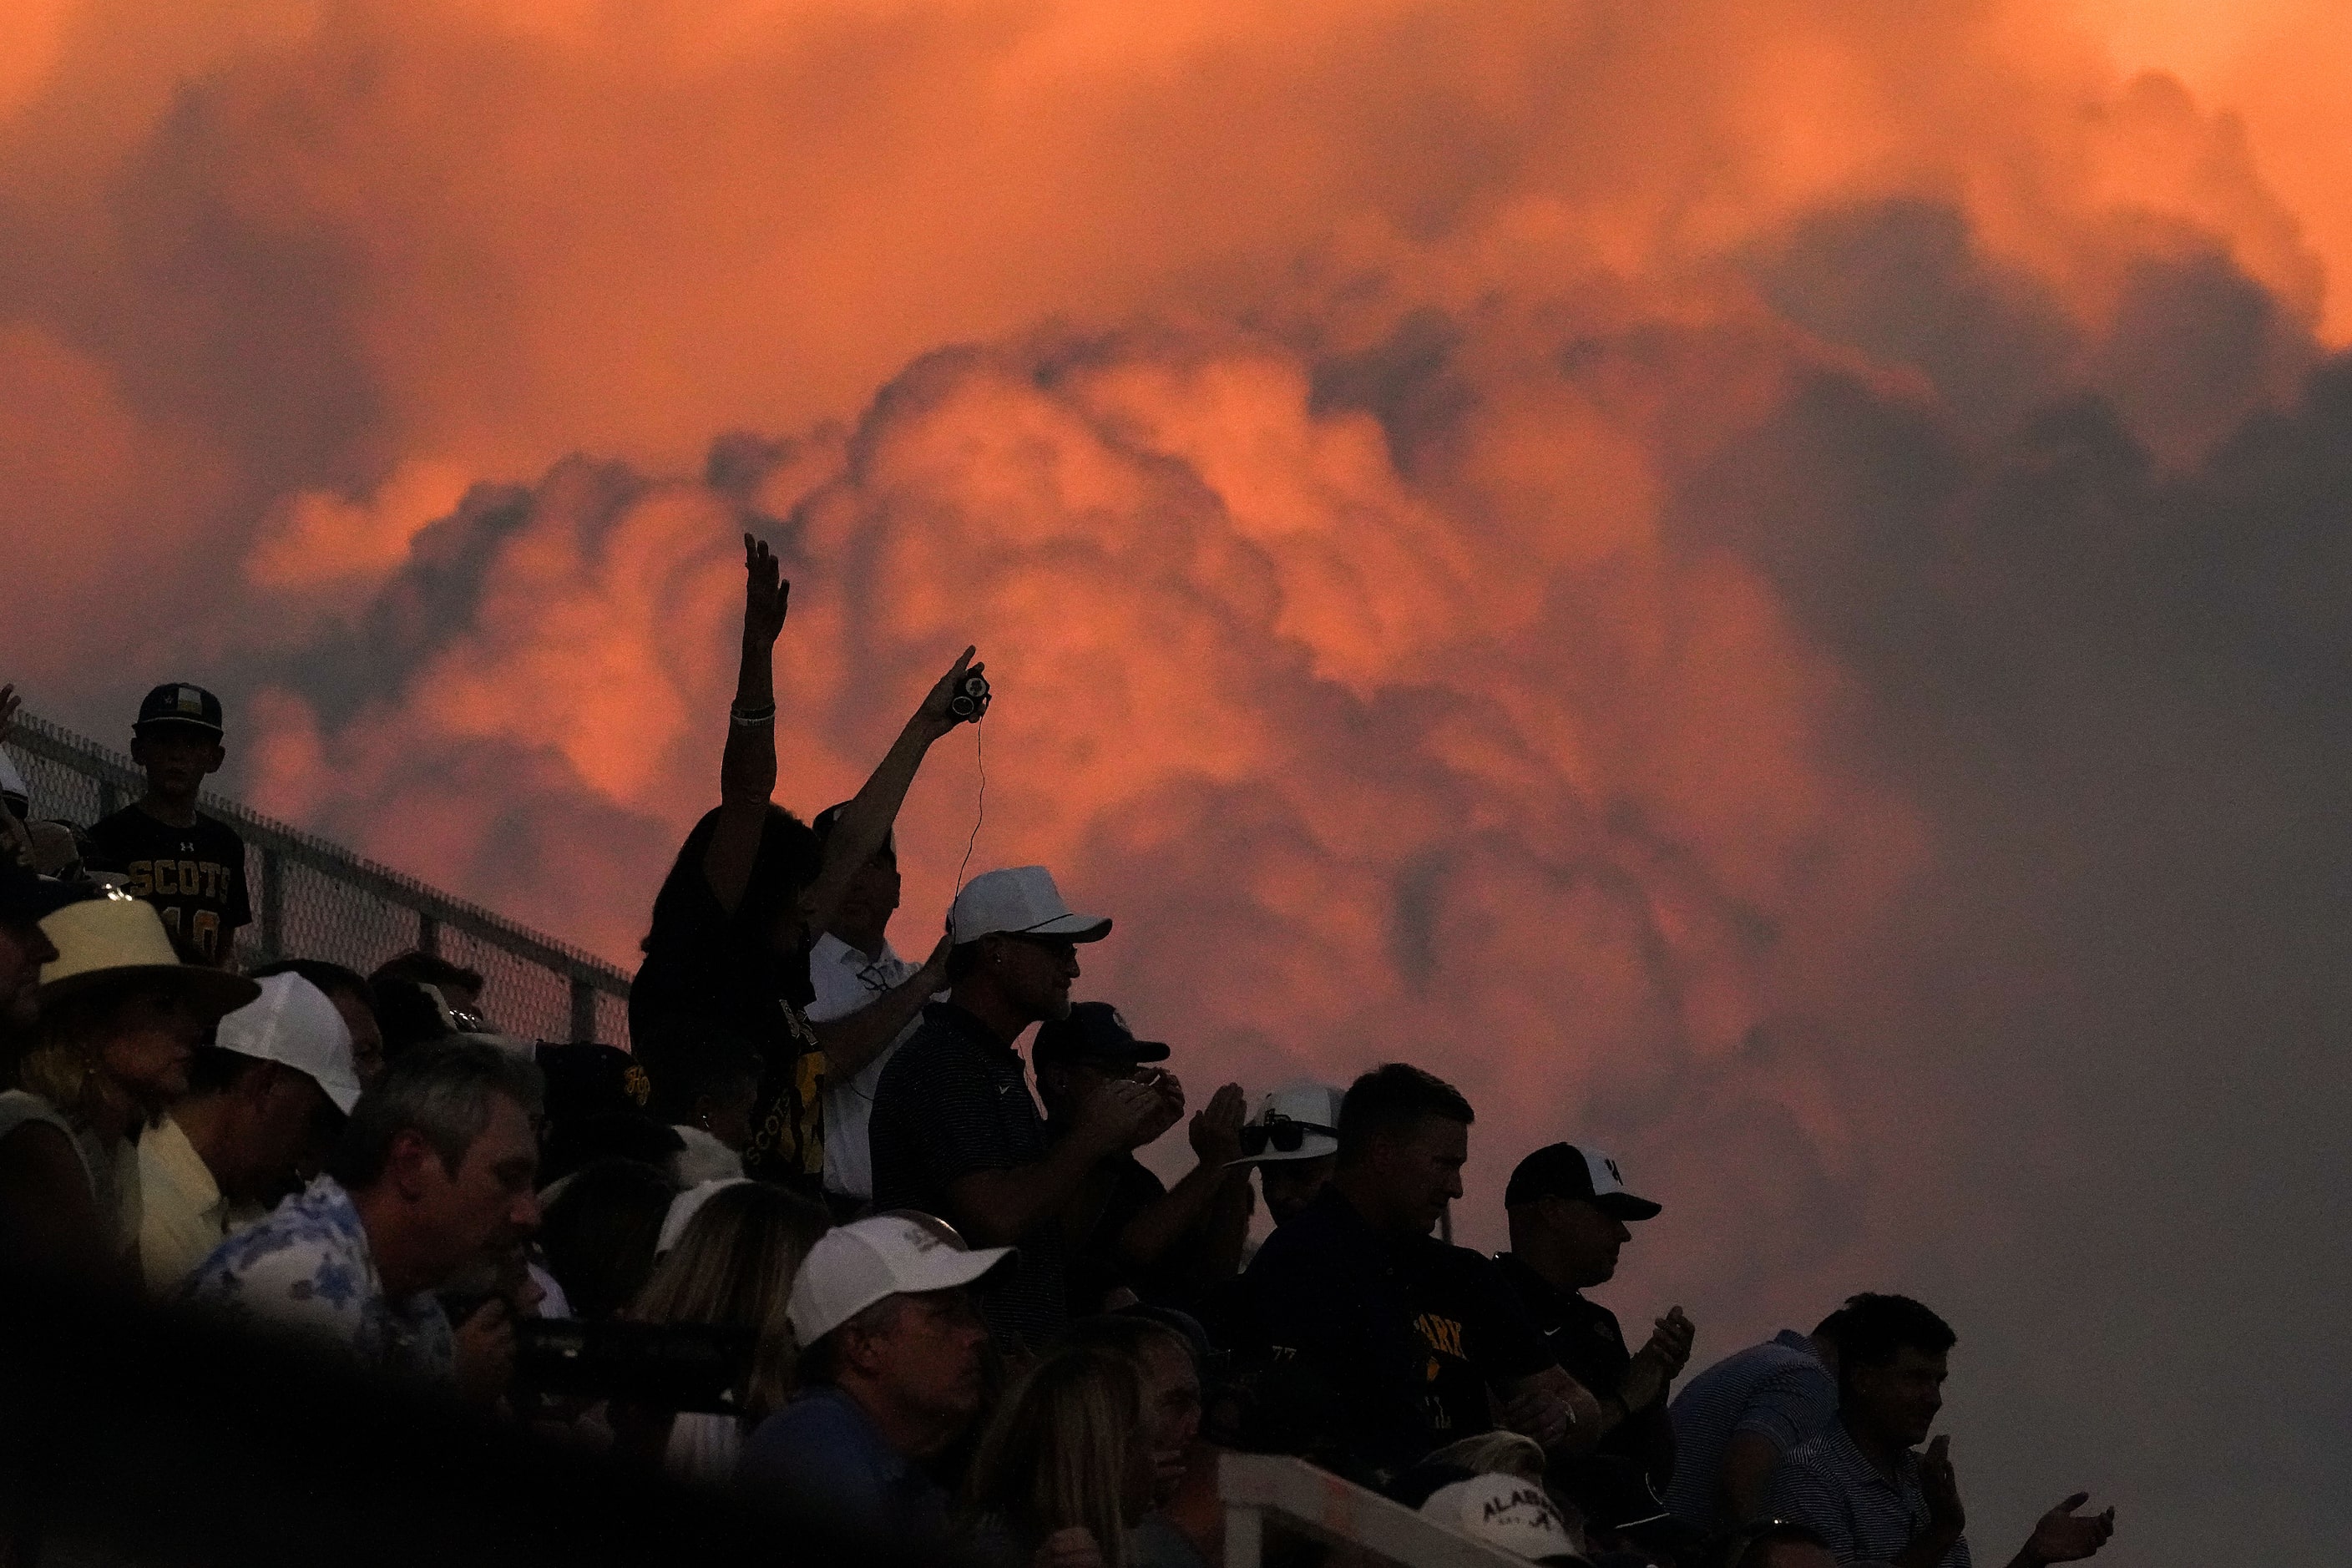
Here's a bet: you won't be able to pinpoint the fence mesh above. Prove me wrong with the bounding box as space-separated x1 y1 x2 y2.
4 710 632 1050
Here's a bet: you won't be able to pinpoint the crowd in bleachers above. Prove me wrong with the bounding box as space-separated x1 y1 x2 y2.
0 545 2119 1568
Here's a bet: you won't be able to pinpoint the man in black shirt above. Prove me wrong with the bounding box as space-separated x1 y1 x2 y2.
1496 1143 1695 1514
84 684 250 967
1232 1063 1601 1487
1031 1001 1250 1315
867 866 1159 1355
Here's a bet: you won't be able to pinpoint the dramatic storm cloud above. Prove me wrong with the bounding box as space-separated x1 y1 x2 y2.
4 3 2349 1560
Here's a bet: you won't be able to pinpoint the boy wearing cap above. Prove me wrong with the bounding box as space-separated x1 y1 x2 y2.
1032 1000 1251 1314
83 684 250 967
867 865 1161 1354
737 1212 1010 1541
1497 1143 1694 1506
136 973 363 1292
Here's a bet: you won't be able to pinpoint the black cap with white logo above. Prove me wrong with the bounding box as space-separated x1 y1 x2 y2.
134 683 225 737
1504 1141 1662 1221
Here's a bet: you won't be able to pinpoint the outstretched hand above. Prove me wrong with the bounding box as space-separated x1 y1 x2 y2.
914 647 983 739
0 683 19 747
741 534 789 646
2024 1493 2116 1564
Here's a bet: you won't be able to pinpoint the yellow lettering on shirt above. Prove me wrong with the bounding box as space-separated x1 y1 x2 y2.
180 860 201 898
128 861 154 898
1414 1313 1467 1360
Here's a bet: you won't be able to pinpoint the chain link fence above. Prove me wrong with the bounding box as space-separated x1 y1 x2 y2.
4 709 632 1049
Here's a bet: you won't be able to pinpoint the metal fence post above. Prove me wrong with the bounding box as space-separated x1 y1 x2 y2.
259 846 285 963
417 913 439 958
569 974 597 1045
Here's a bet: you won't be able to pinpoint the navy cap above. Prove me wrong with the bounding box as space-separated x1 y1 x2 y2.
1504 1141 1662 1221
1033 1001 1170 1067
0 860 89 926
134 683 225 737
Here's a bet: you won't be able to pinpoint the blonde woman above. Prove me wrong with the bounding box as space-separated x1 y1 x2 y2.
0 895 254 1277
627 1180 828 1483
963 1347 1156 1568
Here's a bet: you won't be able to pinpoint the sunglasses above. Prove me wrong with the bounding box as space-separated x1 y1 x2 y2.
1237 1115 1336 1156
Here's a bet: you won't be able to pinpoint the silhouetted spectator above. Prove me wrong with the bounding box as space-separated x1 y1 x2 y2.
1667 1313 1846 1535
81 684 250 967
0 859 72 1036
538 1156 680 1320
1032 1003 1248 1315
250 958 385 1088
136 973 362 1292
1231 1064 1598 1486
1771 1294 2117 1568
1065 1315 1215 1568
1235 1081 1342 1229
1 895 255 1278
629 1180 828 1484
1496 1144 1693 1505
183 1039 544 1380
371 951 489 1023
738 1211 1011 1545
630 534 981 1192
807 801 950 1215
962 1345 1153 1568
643 1023 761 1185
868 866 1157 1353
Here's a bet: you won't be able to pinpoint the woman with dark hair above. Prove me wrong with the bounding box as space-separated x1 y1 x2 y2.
630 533 981 1193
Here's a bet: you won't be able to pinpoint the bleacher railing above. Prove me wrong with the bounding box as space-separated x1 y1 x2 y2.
5 710 632 1049
1218 1454 1525 1568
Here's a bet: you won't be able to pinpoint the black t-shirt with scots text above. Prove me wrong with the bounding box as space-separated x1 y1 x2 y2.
84 807 251 964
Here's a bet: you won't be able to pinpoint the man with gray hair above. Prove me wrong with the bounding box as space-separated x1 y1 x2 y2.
182 1039 544 1381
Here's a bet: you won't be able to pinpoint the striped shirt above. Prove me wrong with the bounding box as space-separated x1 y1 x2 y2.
1770 1420 1971 1568
1666 1328 1839 1531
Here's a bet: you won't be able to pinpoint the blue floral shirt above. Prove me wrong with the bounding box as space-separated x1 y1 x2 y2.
180 1174 454 1380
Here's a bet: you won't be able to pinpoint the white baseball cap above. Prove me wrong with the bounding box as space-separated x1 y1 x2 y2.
786 1211 1014 1343
1421 1474 1589 1565
1232 1080 1344 1166
215 972 363 1115
948 867 1110 945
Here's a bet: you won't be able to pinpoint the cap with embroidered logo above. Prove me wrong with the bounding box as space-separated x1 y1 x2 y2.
786 1211 1014 1343
1504 1142 1662 1221
134 683 225 738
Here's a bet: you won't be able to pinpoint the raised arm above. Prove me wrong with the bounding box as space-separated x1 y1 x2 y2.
800 648 981 943
701 536 791 914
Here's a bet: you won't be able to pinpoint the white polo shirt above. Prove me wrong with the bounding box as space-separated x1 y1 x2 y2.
807 932 926 1204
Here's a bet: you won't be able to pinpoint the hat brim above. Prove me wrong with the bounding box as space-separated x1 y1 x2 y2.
1018 913 1112 942
132 719 224 739
1229 1132 1340 1167
794 1242 1016 1344
1596 1192 1662 1222
39 963 260 1022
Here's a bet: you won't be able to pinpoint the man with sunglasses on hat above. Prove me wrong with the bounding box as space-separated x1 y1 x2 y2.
1032 1000 1250 1315
1233 1081 1343 1228
867 866 1162 1354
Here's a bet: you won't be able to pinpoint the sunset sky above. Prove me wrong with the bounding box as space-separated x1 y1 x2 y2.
6 3 2350 1560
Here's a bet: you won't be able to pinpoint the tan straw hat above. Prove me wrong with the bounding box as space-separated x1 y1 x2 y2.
37 894 260 1019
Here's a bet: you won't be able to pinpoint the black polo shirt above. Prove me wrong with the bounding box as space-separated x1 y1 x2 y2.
1495 1252 1676 1494
1233 1186 1552 1483
868 1001 1069 1353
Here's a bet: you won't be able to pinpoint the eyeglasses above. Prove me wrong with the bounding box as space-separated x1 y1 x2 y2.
1237 1114 1336 1156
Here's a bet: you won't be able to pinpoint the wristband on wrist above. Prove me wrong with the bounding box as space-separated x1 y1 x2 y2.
730 702 777 727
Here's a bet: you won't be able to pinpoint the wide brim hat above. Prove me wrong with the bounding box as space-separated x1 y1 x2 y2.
37 895 259 1019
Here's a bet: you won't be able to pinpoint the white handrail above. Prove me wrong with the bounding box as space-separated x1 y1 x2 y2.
1218 1452 1528 1568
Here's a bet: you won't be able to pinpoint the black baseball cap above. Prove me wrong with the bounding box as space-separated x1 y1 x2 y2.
1033 1001 1170 1067
134 683 225 737
1504 1141 1662 1221
0 860 88 926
